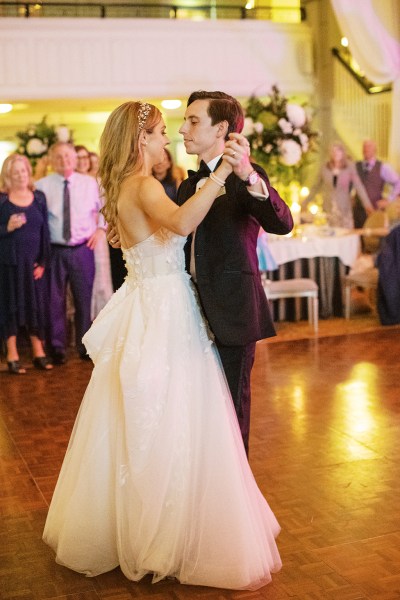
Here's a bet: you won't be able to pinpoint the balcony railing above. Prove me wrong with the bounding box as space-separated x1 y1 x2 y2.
332 47 392 95
0 1 306 20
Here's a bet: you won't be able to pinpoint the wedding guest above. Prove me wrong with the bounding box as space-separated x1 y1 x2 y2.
75 147 127 292
354 139 400 227
89 151 100 178
43 100 282 589
302 141 373 229
377 224 400 325
0 154 52 374
74 145 91 175
36 142 104 363
74 144 113 318
152 147 184 200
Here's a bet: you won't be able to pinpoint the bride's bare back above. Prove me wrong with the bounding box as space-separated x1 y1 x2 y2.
117 175 162 249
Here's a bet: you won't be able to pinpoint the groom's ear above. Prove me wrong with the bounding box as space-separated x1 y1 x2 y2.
216 120 229 139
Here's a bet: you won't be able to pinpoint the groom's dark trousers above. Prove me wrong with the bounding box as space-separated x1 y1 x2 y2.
177 163 293 454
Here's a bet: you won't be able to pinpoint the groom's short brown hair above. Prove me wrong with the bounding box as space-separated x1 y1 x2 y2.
187 91 244 140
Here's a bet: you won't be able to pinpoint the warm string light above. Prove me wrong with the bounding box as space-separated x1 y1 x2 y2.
0 103 13 114
161 99 182 110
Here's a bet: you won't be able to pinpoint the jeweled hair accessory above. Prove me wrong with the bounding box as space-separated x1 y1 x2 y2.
137 101 151 131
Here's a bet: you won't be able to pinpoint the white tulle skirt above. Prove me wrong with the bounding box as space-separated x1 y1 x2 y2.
43 271 281 590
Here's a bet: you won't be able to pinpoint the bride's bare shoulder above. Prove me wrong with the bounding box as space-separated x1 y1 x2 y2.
121 175 163 196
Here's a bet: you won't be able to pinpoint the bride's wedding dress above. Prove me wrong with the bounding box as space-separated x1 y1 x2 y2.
43 227 281 590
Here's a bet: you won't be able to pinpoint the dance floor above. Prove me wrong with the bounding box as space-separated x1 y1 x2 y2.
1 319 400 599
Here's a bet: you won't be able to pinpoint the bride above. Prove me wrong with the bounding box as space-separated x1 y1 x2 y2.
43 100 282 590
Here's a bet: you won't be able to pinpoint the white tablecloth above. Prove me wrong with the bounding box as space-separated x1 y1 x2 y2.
262 229 360 269
257 228 361 319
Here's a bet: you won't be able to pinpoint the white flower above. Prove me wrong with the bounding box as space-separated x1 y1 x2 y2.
56 125 70 143
253 121 264 134
278 118 293 134
299 133 309 152
263 144 273 154
26 138 47 156
27 127 36 136
242 117 255 137
279 139 302 166
286 103 306 128
293 128 301 136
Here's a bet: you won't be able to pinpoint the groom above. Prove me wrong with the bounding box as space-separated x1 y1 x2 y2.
176 91 293 454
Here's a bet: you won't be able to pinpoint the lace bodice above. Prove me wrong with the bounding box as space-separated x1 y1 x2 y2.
122 228 186 284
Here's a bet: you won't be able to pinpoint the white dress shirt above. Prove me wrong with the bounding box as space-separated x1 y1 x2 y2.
36 172 102 245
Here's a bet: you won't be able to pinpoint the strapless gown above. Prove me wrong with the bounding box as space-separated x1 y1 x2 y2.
43 228 282 590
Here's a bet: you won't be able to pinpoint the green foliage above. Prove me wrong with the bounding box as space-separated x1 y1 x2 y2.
15 117 72 167
244 85 319 186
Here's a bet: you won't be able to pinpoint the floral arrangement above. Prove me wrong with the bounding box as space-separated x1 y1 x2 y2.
243 85 319 186
15 117 73 166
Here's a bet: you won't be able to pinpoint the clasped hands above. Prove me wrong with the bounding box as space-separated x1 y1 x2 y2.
222 133 252 181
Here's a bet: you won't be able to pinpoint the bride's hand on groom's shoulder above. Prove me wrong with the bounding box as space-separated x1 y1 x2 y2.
106 225 121 248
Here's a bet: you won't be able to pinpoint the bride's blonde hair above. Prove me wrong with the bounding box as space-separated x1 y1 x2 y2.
99 101 161 227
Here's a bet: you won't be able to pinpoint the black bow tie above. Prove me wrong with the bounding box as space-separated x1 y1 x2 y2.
188 160 211 183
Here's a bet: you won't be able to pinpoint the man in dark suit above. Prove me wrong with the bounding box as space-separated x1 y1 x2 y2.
177 91 293 454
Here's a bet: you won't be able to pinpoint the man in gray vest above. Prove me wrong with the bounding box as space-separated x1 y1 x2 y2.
353 139 400 228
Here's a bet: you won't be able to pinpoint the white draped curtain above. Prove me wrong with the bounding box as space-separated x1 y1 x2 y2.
331 0 400 170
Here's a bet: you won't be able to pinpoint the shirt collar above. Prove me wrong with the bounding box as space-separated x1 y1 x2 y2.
56 171 75 183
207 155 223 172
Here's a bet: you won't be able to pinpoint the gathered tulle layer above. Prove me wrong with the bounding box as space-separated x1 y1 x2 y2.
43 269 281 590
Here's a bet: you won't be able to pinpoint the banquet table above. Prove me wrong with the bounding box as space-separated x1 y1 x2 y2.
257 226 361 320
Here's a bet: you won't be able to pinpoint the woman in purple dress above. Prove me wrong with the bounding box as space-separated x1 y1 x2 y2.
0 154 52 374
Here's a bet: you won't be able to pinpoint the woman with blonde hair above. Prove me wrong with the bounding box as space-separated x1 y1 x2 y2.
302 141 373 228
43 100 281 590
0 154 52 373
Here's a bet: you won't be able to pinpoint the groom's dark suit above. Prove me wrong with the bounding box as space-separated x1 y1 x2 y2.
177 161 293 452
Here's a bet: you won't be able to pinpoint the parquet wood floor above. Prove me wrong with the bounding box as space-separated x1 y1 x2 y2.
1 324 400 600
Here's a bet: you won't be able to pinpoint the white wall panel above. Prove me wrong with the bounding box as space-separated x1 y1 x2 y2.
0 18 313 99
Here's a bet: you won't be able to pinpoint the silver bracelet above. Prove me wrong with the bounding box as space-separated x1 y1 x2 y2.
209 172 226 187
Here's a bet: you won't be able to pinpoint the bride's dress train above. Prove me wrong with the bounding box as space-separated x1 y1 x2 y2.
43 228 281 590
